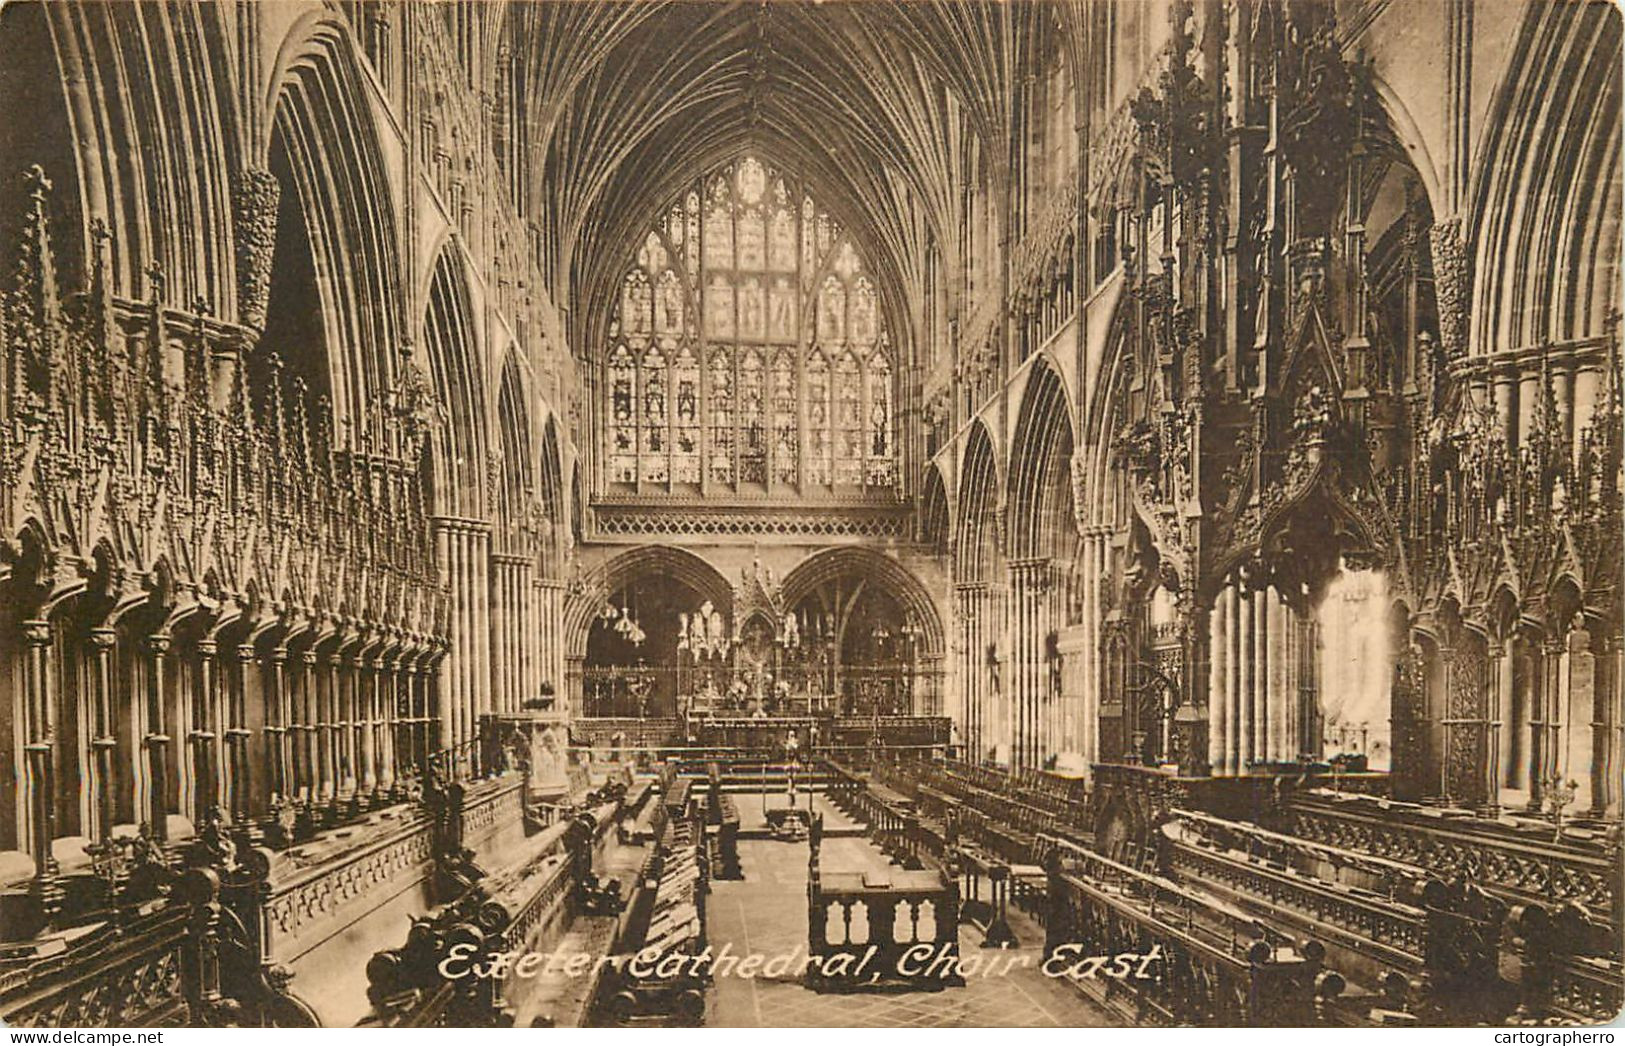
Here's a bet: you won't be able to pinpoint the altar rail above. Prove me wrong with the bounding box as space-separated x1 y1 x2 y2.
806 814 960 991
687 715 950 754
570 718 684 753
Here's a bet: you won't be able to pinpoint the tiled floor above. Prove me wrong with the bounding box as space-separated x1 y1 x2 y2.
705 834 1121 1028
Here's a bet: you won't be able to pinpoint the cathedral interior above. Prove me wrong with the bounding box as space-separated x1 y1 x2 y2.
0 0 1621 1029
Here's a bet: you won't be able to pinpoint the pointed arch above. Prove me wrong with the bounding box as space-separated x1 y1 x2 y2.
493 351 533 554
919 463 951 558
264 14 404 435
538 416 566 577
1471 1 1621 355
421 245 487 519
780 547 944 658
1007 357 1078 560
564 546 733 660
955 419 1001 584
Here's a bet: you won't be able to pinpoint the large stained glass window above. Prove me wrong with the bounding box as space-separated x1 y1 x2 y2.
834 350 863 486
771 349 798 486
639 346 668 484
608 343 637 483
739 349 766 484
672 344 701 483
866 348 894 487
806 349 832 486
708 347 734 485
602 155 898 495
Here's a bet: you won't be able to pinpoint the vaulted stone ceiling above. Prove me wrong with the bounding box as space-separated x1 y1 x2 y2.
499 0 1068 355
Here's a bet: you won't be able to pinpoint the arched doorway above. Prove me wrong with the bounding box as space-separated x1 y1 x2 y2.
567 547 734 718
780 548 946 719
583 575 718 718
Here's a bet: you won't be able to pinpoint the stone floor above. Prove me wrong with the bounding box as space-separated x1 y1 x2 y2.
731 791 862 835
705 832 1121 1028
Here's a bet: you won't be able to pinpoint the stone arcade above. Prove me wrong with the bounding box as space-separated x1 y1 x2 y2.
0 0 1619 1029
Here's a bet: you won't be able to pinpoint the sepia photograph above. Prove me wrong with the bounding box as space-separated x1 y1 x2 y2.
0 0 1619 1032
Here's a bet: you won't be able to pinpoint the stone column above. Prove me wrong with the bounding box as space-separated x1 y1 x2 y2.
397 659 417 784
337 653 358 804
318 651 339 807
228 642 255 829
21 620 61 914
1566 627 1596 812
143 634 173 843
1210 585 1230 773
472 526 492 766
1238 586 1255 771
1493 368 1517 449
435 522 461 765
192 638 220 823
88 627 118 843
1496 636 1516 794
299 649 319 805
1267 589 1288 762
1554 361 1576 452
358 655 377 802
1606 633 1623 818
1517 369 1540 452
489 556 508 716
1253 584 1269 765
1226 584 1243 774
267 646 290 802
1531 638 1565 808
1572 364 1601 461
377 654 397 797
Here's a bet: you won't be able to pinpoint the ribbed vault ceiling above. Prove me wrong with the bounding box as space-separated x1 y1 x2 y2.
500 0 1061 353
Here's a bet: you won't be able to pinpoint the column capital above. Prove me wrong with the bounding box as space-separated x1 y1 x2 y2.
144 633 172 656
197 637 219 657
21 619 51 646
235 642 257 662
88 627 118 650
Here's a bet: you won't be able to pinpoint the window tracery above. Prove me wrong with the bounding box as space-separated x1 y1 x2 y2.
835 349 863 486
602 155 897 495
740 348 766 484
772 349 798 486
807 349 832 486
639 345 668 484
609 343 637 483
708 347 734 485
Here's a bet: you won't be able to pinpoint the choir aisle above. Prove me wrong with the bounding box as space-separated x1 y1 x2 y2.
704 831 1119 1027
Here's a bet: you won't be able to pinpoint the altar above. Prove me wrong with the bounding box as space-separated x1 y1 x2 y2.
581 557 939 726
